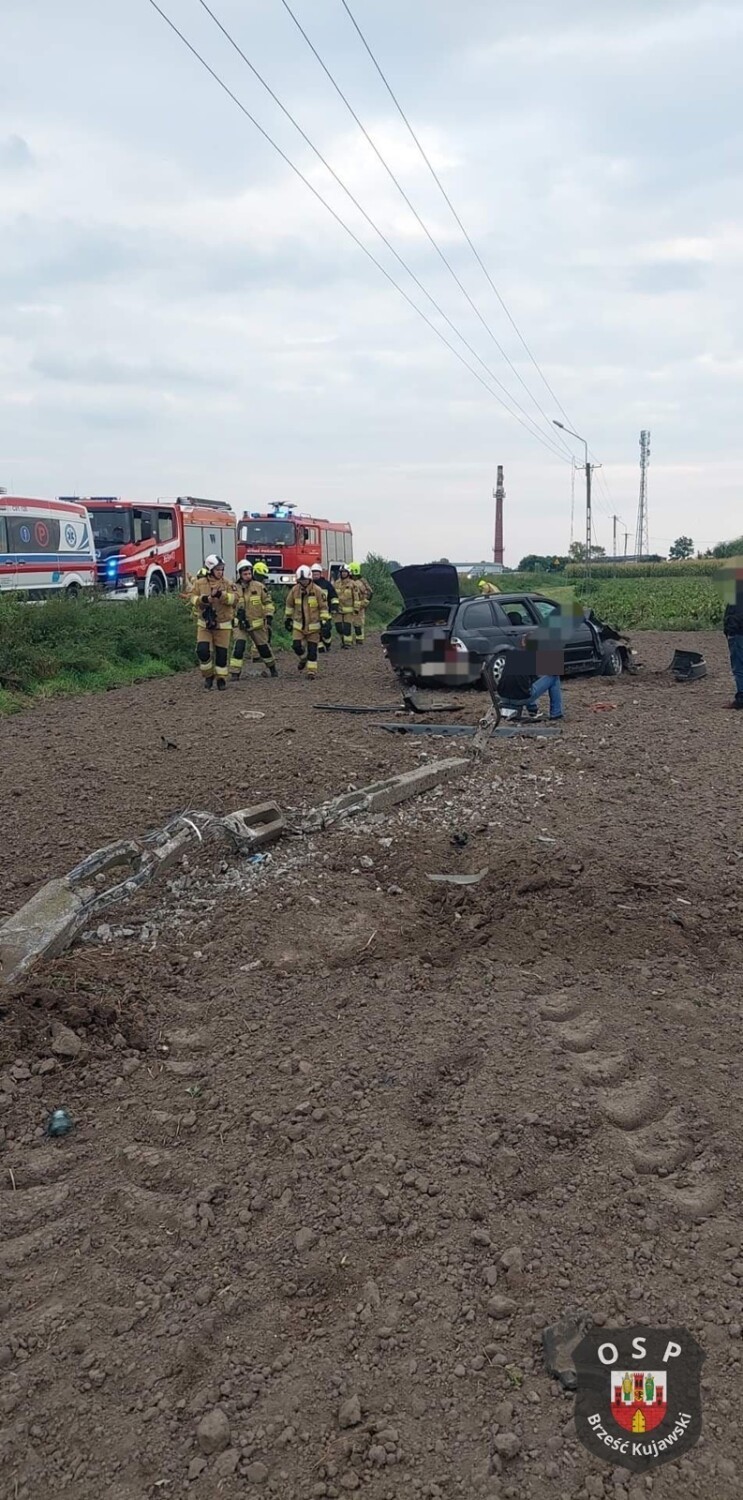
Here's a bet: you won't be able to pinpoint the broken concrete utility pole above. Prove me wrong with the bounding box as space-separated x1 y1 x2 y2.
0 803 284 992
300 760 470 833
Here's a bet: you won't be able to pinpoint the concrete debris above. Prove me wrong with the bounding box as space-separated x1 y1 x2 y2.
426 869 489 886
302 759 470 833
0 804 282 991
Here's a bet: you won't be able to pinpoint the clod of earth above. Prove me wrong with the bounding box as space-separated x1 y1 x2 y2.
338 1394 362 1429
196 1406 231 1455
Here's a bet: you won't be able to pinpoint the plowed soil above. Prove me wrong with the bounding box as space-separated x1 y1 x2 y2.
1 631 742 1500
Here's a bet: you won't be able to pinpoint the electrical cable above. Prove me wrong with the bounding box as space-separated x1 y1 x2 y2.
146 0 572 462
338 0 576 430
278 0 576 461
191 0 572 455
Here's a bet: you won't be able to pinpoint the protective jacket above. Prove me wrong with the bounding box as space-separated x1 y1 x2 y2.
189 576 235 627
335 577 361 617
235 579 275 632
313 574 338 611
284 583 329 637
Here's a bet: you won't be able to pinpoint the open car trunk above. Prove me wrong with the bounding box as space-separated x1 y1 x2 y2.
382 562 459 642
383 601 457 633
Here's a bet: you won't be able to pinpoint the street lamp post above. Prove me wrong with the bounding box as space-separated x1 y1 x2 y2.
553 421 596 577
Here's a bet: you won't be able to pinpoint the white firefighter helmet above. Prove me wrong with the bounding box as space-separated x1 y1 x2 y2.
310 562 323 574
204 553 224 571
236 557 253 575
295 565 312 581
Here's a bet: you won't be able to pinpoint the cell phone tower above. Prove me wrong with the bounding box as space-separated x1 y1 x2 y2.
634 429 651 558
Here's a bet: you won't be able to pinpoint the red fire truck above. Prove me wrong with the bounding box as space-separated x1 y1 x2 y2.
237 503 353 583
66 496 238 598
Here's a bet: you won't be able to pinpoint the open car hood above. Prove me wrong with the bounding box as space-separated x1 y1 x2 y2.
391 563 460 610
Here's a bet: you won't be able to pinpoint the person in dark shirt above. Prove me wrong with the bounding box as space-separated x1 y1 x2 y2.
497 636 564 721
723 572 743 709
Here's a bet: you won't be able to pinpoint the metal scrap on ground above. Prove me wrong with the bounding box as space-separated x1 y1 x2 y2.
377 722 559 738
670 648 708 682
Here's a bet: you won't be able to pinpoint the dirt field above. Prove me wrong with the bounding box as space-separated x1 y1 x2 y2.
1 631 742 1500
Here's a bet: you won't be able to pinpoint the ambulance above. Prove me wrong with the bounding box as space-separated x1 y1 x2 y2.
0 495 97 596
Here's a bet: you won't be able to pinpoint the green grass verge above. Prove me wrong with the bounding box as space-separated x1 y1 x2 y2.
0 559 727 714
0 569 400 714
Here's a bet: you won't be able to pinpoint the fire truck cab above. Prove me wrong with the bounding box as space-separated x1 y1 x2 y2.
237 503 353 584
75 496 237 597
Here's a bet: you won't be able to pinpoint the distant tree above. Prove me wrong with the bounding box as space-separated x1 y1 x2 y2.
518 553 570 572
431 557 451 564
569 541 606 562
669 536 694 560
712 536 743 558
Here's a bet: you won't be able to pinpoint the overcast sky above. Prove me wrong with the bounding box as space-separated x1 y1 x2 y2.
2 0 741 564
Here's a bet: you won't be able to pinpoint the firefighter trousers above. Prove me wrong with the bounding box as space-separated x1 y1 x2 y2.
319 617 333 653
353 609 365 644
250 618 273 661
196 625 231 681
230 626 276 677
292 635 320 676
336 615 355 648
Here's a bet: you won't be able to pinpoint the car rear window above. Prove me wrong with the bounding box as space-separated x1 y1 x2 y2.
461 600 494 629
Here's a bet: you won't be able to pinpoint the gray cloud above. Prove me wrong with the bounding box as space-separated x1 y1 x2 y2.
0 133 35 171
30 351 230 391
0 0 741 560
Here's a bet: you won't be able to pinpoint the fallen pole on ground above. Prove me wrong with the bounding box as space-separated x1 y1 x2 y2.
1 760 477 986
0 802 285 991
300 759 470 832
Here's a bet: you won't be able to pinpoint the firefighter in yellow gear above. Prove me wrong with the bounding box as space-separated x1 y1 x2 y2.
230 559 278 679
284 565 330 677
187 555 235 690
335 565 361 649
310 561 338 653
349 561 372 643
246 560 275 661
478 579 500 596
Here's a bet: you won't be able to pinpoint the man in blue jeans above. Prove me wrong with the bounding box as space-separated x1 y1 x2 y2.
525 672 564 721
498 641 565 722
723 571 743 709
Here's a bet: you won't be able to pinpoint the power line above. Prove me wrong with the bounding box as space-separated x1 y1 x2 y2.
278 0 575 462
190 0 572 457
146 0 572 463
338 0 575 430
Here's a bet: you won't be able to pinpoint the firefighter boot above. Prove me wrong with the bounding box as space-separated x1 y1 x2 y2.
293 640 307 672
305 641 319 679
216 677 227 691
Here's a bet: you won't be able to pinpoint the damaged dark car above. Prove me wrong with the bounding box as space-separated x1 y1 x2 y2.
381 563 636 688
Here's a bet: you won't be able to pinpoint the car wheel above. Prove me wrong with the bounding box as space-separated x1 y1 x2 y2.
147 573 166 597
602 647 623 676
